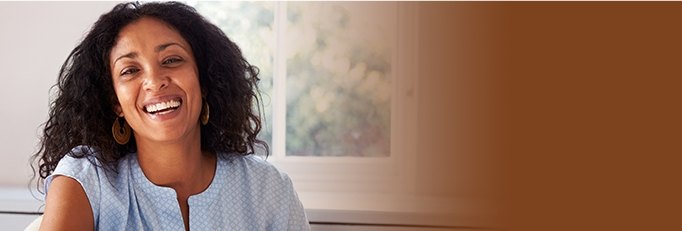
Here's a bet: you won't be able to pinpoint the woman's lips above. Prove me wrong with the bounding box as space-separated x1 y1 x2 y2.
144 98 182 114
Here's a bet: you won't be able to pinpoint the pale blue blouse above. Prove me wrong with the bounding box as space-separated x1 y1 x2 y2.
45 146 310 230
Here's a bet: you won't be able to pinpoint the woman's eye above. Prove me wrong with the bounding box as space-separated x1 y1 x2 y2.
120 67 140 76
163 57 183 65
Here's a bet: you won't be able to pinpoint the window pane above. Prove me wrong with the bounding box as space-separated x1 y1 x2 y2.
284 2 396 157
194 1 275 148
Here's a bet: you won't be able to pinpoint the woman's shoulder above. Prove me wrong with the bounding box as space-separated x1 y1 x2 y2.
220 153 279 170
217 153 292 184
48 145 134 190
54 145 134 171
45 146 105 217
52 145 101 175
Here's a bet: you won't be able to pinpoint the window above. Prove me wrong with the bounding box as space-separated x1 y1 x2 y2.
282 2 394 158
192 1 418 195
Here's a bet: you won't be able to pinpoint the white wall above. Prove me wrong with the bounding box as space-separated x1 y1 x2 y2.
0 2 121 187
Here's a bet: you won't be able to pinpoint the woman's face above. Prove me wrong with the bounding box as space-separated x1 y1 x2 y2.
109 17 202 144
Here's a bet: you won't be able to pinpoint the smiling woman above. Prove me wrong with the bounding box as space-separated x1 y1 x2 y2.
32 1 309 230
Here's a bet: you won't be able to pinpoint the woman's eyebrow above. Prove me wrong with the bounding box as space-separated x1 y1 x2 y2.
113 52 138 65
113 42 186 65
156 42 186 52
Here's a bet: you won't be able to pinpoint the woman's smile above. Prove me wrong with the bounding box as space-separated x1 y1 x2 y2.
142 96 183 120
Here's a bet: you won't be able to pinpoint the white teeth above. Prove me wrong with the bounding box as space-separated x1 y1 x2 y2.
145 100 181 113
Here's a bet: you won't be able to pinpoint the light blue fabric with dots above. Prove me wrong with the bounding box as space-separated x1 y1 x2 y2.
45 146 310 230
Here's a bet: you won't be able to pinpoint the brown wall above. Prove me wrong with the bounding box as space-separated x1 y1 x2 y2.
415 2 682 230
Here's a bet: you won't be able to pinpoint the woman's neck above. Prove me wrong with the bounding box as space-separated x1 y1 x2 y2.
134 130 215 231
135 134 216 198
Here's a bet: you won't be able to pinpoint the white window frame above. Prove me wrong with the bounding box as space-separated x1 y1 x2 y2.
265 2 420 201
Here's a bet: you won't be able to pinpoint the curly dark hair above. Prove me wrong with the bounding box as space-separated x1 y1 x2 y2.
32 1 267 184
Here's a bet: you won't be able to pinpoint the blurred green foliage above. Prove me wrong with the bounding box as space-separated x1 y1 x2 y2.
196 2 394 157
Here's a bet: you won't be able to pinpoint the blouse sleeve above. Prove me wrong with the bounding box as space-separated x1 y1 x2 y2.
283 174 311 231
45 146 101 225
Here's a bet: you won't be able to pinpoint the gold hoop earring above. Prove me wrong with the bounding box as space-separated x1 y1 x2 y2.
112 117 131 145
201 101 210 125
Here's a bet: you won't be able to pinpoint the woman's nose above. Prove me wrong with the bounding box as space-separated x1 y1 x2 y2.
143 67 169 92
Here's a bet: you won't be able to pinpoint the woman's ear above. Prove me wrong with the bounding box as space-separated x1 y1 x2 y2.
114 103 123 117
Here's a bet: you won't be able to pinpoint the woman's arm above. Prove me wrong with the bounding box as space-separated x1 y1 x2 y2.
40 176 94 231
